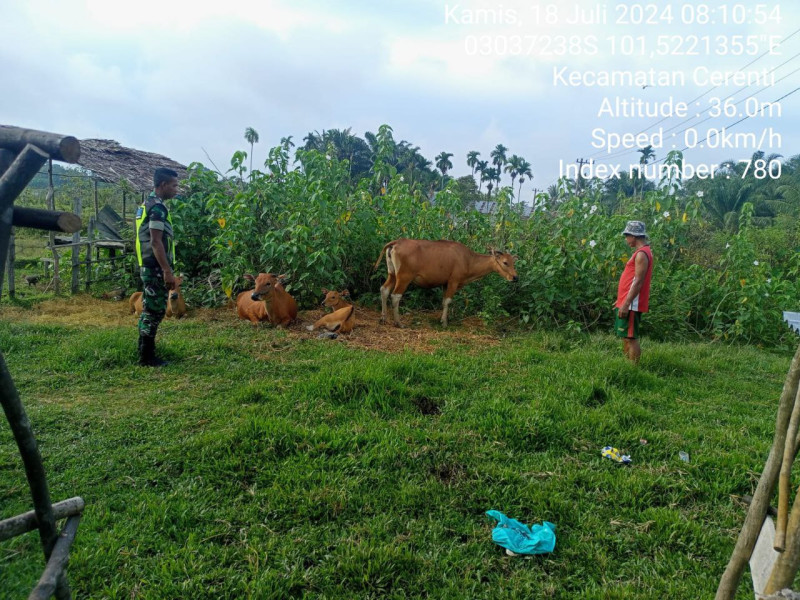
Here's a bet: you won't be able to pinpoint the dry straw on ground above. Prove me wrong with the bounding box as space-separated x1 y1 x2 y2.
1 295 499 354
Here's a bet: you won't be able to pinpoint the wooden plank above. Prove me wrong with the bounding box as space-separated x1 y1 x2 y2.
750 516 779 598
0 125 80 163
0 497 84 542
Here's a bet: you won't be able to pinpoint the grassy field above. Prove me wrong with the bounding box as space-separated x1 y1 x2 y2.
0 297 794 599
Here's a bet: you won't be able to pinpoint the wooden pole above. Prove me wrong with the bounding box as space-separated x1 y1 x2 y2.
775 385 800 551
0 145 49 297
6 228 14 298
0 497 84 542
71 197 81 294
47 160 60 295
29 515 81 600
0 353 67 598
122 191 126 225
0 125 80 163
12 207 81 233
85 217 94 292
716 343 800 599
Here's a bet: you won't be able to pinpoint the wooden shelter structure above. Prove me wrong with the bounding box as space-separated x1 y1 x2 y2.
76 138 188 194
1 129 188 297
0 125 86 599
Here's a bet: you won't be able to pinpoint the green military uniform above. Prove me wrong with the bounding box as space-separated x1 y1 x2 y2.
135 192 174 338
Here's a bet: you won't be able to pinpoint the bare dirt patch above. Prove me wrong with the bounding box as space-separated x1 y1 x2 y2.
1 295 500 354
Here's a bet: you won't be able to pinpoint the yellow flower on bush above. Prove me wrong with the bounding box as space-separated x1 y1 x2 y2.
682 212 688 223
581 239 586 245
228 240 233 248
218 218 226 229
224 286 232 298
740 278 746 287
656 201 661 211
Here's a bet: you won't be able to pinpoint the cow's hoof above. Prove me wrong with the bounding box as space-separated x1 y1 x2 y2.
393 322 404 329
305 325 314 332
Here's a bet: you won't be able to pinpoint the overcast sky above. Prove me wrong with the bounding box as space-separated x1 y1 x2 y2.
2 0 798 198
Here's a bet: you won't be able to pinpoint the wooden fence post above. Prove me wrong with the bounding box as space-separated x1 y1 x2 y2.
46 159 60 294
71 197 81 294
85 217 94 292
6 228 14 298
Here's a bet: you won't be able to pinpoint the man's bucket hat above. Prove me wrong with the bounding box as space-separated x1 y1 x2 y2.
622 220 649 241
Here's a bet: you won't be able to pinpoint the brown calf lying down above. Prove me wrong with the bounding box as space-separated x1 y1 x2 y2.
243 273 297 327
306 289 355 334
130 276 186 318
375 238 518 327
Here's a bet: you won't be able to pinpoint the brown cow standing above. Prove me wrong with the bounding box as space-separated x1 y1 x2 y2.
374 239 518 327
245 273 298 327
306 289 355 334
130 276 186 318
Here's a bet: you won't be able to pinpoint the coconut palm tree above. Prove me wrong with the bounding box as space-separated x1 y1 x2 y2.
483 167 499 199
516 159 533 201
490 144 508 186
435 151 454 189
504 155 524 197
466 151 481 179
244 127 259 179
474 160 489 193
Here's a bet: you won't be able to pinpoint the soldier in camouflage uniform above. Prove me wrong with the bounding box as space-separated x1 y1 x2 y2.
135 168 179 366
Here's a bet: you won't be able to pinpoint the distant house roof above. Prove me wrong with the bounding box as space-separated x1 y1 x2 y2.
475 200 534 218
76 139 188 193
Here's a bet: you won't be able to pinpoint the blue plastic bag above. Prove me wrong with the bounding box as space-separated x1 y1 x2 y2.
486 510 556 555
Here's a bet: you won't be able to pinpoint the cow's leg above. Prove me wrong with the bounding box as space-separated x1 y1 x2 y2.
391 275 414 327
441 281 459 327
380 274 395 324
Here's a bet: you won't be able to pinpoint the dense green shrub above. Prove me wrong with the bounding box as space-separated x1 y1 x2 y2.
167 141 800 347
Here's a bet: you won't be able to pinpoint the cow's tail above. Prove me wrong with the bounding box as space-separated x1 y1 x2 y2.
373 241 395 271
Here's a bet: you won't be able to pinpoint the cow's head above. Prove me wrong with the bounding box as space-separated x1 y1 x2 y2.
321 289 350 308
489 250 519 282
169 275 183 301
246 273 287 301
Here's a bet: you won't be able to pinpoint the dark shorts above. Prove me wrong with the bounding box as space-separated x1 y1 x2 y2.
614 308 642 339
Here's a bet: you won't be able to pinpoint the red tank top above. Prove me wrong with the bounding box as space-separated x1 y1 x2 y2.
616 245 653 313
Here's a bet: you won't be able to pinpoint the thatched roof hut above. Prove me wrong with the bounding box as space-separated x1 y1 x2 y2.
76 139 188 193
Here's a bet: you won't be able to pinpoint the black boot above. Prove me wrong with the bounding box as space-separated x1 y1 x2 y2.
139 334 168 367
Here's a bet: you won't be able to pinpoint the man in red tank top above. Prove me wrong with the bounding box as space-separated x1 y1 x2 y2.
614 221 653 364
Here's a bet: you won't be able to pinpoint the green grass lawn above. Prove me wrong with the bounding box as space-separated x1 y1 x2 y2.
0 309 793 599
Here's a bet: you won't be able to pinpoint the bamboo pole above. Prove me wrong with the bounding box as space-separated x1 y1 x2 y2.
775 385 800 551
716 343 800 600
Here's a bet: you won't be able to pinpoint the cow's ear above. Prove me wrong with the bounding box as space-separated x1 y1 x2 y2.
321 288 329 295
342 290 350 297
277 274 289 285
244 274 255 281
